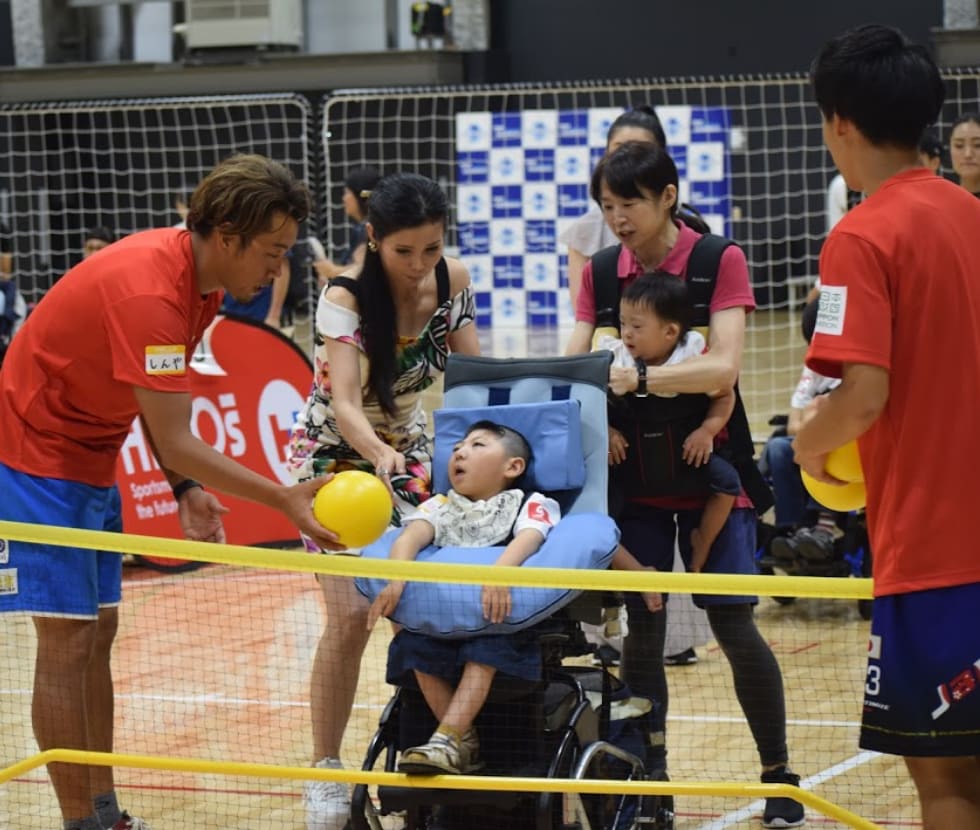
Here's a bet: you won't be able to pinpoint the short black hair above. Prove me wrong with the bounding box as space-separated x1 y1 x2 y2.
85 226 115 245
464 420 532 466
591 142 679 212
810 24 944 149
621 272 692 340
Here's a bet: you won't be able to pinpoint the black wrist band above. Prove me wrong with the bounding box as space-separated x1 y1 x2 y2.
634 358 649 398
172 479 203 500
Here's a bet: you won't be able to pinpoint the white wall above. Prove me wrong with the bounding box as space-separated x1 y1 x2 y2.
305 0 387 54
304 0 435 54
133 1 173 63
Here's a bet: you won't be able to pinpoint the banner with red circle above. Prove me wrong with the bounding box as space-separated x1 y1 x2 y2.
116 315 313 563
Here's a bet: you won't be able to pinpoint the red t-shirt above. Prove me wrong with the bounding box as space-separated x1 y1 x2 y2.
0 228 221 486
576 222 757 510
807 168 980 596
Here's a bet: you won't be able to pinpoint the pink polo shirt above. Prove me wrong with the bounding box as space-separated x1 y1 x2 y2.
575 221 756 323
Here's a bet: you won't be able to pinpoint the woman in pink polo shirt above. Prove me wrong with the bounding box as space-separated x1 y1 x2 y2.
570 142 803 829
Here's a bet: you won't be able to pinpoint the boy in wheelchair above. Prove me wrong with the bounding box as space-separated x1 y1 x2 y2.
367 419 562 775
366 417 661 777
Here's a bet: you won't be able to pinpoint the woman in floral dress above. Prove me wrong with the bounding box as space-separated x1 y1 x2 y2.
287 172 479 830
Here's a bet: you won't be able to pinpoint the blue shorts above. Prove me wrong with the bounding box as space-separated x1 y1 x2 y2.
386 627 543 686
860 582 980 757
707 455 741 496
618 505 757 608
0 462 124 618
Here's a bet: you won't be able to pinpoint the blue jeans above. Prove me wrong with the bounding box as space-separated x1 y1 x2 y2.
759 435 809 528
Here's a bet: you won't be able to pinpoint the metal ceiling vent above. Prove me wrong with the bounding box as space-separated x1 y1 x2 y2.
183 0 303 51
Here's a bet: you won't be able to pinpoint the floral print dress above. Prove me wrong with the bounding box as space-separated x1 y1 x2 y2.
287 259 475 530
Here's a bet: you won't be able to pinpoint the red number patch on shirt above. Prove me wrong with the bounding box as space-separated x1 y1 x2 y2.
527 500 554 526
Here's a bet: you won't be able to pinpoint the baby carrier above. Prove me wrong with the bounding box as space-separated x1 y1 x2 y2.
591 234 774 514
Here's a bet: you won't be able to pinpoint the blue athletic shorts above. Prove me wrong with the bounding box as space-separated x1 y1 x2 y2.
618 504 757 607
386 627 543 686
860 581 980 757
0 462 124 618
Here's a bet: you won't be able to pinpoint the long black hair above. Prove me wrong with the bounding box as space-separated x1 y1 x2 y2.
359 172 448 416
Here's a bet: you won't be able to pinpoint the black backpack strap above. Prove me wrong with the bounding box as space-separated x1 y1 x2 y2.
685 233 733 329
686 234 774 514
435 257 450 305
591 244 623 331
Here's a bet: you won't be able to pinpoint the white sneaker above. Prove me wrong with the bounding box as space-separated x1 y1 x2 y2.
304 757 350 830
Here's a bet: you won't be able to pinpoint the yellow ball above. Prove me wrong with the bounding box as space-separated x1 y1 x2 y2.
312 470 392 549
802 470 866 513
825 440 864 483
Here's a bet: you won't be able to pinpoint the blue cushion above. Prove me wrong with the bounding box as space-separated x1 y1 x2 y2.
354 513 620 638
432 399 586 494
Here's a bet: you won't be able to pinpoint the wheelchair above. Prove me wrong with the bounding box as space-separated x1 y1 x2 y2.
350 353 675 830
350 602 675 830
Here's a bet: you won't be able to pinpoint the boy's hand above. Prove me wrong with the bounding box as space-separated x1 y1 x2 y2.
367 580 405 630
608 427 629 465
609 365 639 397
682 427 714 467
639 566 664 613
482 584 512 624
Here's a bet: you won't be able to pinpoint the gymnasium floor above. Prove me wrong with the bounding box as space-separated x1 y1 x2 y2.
1 562 918 829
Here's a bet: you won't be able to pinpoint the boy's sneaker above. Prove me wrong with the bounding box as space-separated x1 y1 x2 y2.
399 729 481 775
304 757 350 830
459 728 483 772
761 766 805 828
107 814 151 830
794 527 836 563
664 647 698 666
769 534 798 565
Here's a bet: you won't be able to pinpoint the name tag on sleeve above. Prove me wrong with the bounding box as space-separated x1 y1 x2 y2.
815 285 847 337
145 345 187 376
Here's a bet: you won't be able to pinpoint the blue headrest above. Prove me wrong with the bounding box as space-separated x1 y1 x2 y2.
433 399 586 495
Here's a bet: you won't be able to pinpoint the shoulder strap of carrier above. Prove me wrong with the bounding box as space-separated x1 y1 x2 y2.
591 244 623 331
684 233 734 329
685 233 775 514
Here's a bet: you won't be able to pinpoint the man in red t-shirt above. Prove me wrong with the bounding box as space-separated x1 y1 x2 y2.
0 155 341 830
795 24 980 827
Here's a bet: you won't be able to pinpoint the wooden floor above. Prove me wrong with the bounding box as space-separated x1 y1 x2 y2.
1 562 919 829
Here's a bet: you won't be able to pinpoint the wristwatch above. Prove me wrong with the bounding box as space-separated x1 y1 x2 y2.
172 479 203 500
634 358 649 398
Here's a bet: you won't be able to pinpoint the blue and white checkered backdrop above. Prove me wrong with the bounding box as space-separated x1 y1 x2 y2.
455 106 732 353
